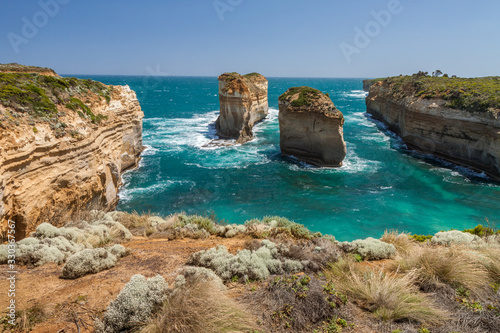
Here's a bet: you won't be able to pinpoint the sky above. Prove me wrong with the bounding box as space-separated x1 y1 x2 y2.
0 0 499 78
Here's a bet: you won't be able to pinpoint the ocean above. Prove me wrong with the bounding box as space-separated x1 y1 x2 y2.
70 75 500 241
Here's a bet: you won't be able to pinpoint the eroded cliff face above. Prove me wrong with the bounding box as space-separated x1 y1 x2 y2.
363 79 375 92
215 72 268 143
279 87 346 167
0 79 143 238
366 81 500 179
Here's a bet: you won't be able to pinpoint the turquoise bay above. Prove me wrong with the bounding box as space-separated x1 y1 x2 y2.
72 75 499 241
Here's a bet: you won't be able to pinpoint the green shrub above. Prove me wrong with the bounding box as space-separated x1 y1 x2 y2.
463 224 499 237
279 86 323 107
410 234 433 243
175 214 217 234
245 216 321 240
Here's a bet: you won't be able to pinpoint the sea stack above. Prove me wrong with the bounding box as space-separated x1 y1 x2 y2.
215 72 268 144
278 87 346 167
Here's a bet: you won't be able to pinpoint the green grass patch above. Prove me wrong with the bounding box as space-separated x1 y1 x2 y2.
0 71 111 124
279 86 322 107
376 75 500 113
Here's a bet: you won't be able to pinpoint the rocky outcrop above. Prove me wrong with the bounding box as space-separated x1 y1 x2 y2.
279 87 346 167
363 79 375 92
215 72 268 143
366 79 500 179
0 70 143 238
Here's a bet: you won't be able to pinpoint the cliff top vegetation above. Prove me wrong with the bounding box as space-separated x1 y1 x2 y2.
370 74 500 113
2 209 500 332
279 86 332 108
218 72 267 95
0 64 113 137
0 63 57 75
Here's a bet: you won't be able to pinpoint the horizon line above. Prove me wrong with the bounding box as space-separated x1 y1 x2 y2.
60 73 373 80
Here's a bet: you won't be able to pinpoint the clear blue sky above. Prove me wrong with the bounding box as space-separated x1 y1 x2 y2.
1 0 499 78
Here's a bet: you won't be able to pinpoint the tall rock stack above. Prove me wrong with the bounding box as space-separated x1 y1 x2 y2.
278 87 346 167
216 72 268 144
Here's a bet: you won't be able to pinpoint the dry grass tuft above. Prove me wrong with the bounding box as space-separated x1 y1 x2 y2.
381 230 416 256
476 247 500 283
326 257 447 325
141 280 257 333
116 211 152 229
395 246 491 292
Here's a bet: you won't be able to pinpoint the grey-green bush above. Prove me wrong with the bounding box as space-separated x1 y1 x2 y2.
109 244 128 258
188 240 303 281
431 230 479 246
95 274 168 333
60 248 117 279
343 237 396 260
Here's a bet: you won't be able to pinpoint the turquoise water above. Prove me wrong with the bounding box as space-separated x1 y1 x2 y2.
71 75 499 241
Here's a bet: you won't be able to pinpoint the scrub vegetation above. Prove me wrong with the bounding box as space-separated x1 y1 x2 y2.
2 210 500 333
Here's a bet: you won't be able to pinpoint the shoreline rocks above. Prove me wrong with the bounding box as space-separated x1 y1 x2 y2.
215 72 268 144
278 87 346 167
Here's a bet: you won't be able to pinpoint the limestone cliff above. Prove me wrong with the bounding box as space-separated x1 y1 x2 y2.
215 72 268 143
363 79 376 92
0 68 143 238
279 87 346 167
366 76 500 179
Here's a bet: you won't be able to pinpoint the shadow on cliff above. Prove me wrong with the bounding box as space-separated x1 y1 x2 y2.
364 113 500 186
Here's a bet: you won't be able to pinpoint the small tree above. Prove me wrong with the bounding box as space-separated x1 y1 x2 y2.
432 70 443 77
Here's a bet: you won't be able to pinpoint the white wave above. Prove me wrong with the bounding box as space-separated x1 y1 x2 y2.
284 149 381 174
253 108 279 133
119 179 195 202
343 90 368 99
344 112 377 128
143 111 219 151
141 145 158 156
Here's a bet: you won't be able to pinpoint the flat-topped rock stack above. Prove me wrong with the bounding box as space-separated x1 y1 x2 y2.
278 87 346 167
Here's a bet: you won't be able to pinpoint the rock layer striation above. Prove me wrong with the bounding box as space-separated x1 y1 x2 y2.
215 72 268 143
0 70 143 237
279 87 346 167
366 79 500 179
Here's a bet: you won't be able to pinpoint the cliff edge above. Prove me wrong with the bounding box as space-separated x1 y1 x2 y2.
215 72 268 144
279 87 346 167
366 74 500 179
0 65 143 238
